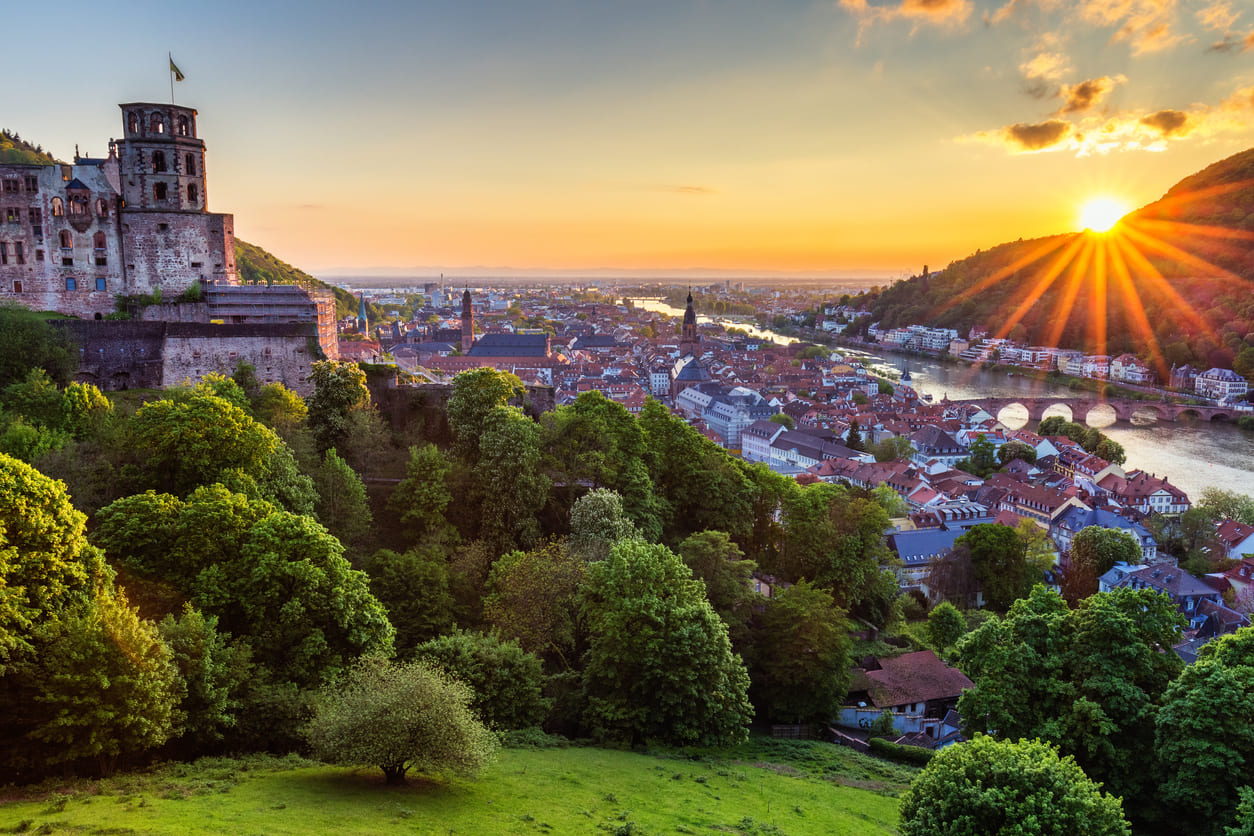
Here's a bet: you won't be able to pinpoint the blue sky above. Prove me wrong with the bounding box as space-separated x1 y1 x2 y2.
6 0 1253 276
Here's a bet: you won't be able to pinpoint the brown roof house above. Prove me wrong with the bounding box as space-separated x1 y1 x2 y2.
839 650 973 748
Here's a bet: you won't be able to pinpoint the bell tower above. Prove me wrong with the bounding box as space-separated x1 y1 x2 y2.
117 103 207 212
680 289 699 356
461 290 474 353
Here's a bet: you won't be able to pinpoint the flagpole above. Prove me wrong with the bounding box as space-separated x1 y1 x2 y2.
169 52 175 105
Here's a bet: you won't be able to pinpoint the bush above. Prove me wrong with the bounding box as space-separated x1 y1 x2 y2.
869 737 935 765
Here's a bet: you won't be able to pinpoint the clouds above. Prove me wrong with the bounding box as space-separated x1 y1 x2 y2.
1139 109 1189 137
1003 120 1073 150
1057 75 1126 113
838 0 973 39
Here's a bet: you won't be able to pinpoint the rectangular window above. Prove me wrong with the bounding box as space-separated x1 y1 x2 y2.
95 256 107 266
62 257 73 266
24 176 37 191
35 249 43 261
0 242 6 265
13 280 22 292
65 277 76 290
95 278 107 291
14 242 22 265
4 208 19 223
3 180 16 193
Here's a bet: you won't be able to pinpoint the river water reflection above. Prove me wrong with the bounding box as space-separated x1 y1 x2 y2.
628 298 1250 500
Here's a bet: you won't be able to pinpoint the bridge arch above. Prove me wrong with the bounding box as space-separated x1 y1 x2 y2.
1128 404 1166 424
1080 403 1117 427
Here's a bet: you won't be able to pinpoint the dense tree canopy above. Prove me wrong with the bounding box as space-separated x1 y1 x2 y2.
581 539 752 746
899 736 1130 836
957 586 1185 817
412 629 550 731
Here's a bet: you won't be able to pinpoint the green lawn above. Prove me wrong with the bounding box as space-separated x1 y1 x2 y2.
0 740 912 835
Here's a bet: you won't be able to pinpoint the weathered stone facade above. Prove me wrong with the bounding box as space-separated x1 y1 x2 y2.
0 103 237 316
53 320 319 396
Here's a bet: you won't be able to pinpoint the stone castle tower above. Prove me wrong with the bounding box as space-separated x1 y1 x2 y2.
461 289 474 353
0 101 236 317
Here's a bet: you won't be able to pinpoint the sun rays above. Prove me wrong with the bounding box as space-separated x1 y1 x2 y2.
934 180 1254 390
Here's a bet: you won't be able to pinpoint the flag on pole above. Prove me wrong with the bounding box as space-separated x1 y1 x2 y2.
170 57 185 82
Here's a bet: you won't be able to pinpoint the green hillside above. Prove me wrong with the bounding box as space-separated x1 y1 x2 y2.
0 742 912 835
235 239 374 321
0 130 56 165
858 148 1254 373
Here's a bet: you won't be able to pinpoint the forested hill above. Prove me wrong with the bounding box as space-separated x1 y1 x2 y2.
859 147 1254 371
235 239 365 320
0 131 56 165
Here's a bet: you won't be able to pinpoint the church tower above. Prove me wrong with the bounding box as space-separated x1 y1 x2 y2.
461 290 474 353
680 289 699 356
357 292 368 335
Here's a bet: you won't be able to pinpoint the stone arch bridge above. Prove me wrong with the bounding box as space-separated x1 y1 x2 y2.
948 396 1243 424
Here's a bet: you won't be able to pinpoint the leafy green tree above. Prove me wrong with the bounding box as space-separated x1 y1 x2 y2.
956 523 1031 611
1156 628 1254 834
388 443 458 547
413 629 551 730
539 392 661 539
252 381 308 434
363 546 455 655
956 586 1184 817
0 306 75 389
778 481 897 625
94 485 394 687
1063 526 1141 602
581 539 752 746
3 368 65 428
181 372 251 412
872 483 909 517
157 605 252 756
899 736 1131 836
1199 488 1254 525
768 412 795 430
845 419 864 451
312 448 371 549
747 580 850 723
131 393 315 513
1228 788 1254 836
484 540 586 670
473 406 550 554
568 488 638 561
1095 437 1126 465
926 601 966 652
0 453 109 674
638 398 753 542
304 655 498 785
306 360 372 454
997 440 1037 465
957 433 998 478
0 415 69 462
446 367 526 464
5 590 181 777
873 436 916 462
60 381 113 440
676 530 758 653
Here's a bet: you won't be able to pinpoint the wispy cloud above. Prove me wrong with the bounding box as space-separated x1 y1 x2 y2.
669 185 716 195
1078 0 1189 54
839 0 973 41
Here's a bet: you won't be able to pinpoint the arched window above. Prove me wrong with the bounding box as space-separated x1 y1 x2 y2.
127 112 139 133
154 183 168 201
185 153 196 175
177 115 189 136
68 195 88 216
59 230 72 248
150 113 165 134
93 231 107 250
152 151 167 173
187 184 198 204
51 197 64 217
96 198 109 218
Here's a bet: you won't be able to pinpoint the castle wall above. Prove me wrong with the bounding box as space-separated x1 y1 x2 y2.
120 210 235 295
51 320 318 396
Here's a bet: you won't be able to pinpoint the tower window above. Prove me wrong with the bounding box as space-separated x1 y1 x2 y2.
152 151 167 173
154 183 168 201
128 112 139 133
185 154 196 175
177 115 190 136
151 113 165 134
187 184 198 204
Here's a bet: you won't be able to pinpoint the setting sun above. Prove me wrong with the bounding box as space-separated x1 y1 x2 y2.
1079 198 1129 233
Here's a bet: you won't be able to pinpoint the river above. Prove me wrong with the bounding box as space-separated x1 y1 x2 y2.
630 297 1251 501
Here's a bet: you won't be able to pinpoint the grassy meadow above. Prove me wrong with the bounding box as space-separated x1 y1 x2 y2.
0 739 913 835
